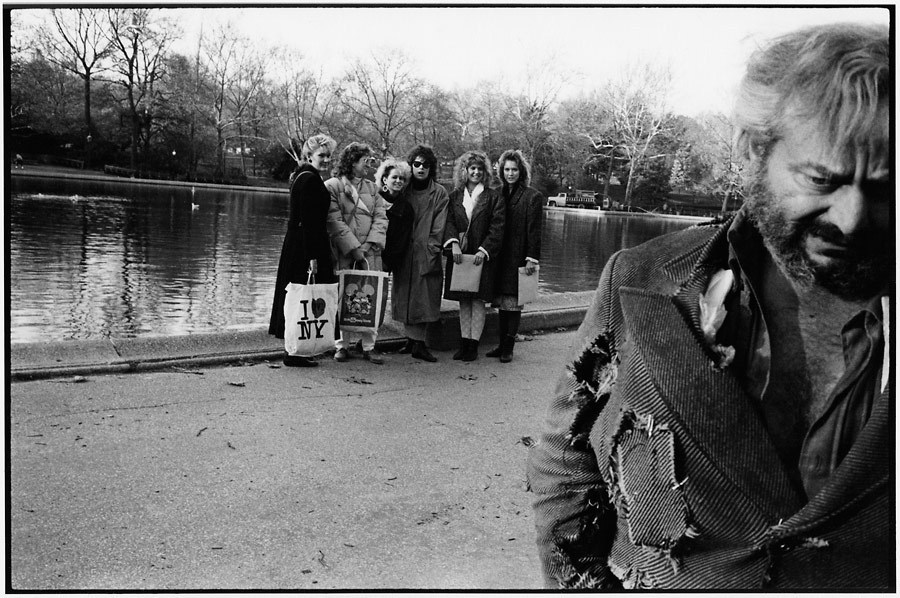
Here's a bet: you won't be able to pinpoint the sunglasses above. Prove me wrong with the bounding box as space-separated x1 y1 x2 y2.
412 160 429 169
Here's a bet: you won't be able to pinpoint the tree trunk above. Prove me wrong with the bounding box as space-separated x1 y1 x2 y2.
130 116 140 173
603 156 613 203
83 74 92 168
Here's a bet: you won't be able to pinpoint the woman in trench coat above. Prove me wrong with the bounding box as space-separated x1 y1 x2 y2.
390 145 450 362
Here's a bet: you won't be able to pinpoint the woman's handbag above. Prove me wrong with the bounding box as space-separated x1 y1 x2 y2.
517 264 540 305
283 270 339 357
336 259 389 334
449 254 483 293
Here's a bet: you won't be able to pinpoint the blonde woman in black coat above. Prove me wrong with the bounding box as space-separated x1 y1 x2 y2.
488 149 543 363
268 134 338 367
442 150 506 361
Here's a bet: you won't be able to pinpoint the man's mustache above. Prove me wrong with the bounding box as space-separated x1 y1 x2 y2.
804 221 887 253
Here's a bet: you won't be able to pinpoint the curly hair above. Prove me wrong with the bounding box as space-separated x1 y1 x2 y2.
406 145 438 182
335 142 373 178
374 157 411 191
734 22 889 164
300 134 337 159
497 149 531 188
452 150 492 189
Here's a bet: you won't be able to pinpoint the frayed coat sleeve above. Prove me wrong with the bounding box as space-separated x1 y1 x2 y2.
526 251 623 590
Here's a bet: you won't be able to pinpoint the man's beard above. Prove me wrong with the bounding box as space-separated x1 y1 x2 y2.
744 166 892 301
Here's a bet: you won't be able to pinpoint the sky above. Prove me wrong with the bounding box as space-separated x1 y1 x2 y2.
164 4 888 116
11 4 889 117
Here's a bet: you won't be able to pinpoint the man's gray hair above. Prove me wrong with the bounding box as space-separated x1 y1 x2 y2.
734 22 889 162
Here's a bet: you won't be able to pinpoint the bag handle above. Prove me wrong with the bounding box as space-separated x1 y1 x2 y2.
307 261 316 285
353 257 370 271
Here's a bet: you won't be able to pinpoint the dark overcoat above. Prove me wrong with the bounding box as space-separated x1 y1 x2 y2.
442 185 506 302
391 179 450 325
494 184 543 297
381 190 414 274
268 164 336 339
526 215 893 590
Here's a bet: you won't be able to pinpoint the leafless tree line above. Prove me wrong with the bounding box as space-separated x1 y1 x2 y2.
11 8 741 206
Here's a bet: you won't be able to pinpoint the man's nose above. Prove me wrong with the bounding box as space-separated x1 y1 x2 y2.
829 183 872 236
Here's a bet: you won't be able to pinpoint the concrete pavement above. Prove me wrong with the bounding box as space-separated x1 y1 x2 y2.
9 328 584 590
8 295 595 590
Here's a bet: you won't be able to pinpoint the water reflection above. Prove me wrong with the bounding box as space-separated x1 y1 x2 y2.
9 179 695 342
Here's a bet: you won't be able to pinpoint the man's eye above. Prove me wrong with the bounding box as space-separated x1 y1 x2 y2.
805 174 836 189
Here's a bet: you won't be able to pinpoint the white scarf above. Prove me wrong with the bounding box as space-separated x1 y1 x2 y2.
462 183 483 220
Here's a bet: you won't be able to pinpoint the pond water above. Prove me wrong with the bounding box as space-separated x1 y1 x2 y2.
8 178 696 343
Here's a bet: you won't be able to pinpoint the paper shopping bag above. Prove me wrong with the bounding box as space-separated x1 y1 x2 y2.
283 275 339 357
336 262 389 334
449 254 483 292
517 265 539 305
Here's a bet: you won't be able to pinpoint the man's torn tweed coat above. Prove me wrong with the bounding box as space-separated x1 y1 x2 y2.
526 216 893 590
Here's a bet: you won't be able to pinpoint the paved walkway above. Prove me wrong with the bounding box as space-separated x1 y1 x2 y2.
9 327 583 590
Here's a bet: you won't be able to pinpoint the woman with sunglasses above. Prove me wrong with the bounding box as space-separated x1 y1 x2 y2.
390 145 450 362
268 133 338 367
325 142 388 364
488 149 543 363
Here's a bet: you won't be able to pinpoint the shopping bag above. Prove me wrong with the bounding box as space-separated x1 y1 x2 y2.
449 254 483 292
336 259 389 334
283 272 339 357
517 264 540 305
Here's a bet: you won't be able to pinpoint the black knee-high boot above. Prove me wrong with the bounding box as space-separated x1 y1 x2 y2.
486 311 509 358
500 311 521 363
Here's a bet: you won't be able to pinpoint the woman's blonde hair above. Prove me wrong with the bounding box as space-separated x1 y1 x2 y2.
374 157 411 191
301 134 337 159
452 150 492 189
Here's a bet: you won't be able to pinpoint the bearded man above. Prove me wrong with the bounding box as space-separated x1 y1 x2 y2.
526 22 891 590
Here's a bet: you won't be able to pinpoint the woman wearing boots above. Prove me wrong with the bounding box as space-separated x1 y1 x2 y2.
268 134 338 367
442 151 505 361
489 149 543 363
390 145 450 362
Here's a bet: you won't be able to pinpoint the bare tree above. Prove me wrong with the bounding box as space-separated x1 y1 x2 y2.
267 48 339 167
107 8 176 172
198 22 269 178
504 53 570 162
339 48 421 155
36 8 114 163
600 61 674 207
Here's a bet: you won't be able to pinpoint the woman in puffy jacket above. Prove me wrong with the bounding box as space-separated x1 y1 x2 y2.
325 142 388 364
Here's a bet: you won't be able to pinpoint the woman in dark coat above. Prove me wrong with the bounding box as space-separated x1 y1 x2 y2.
442 150 505 361
488 149 544 363
268 134 338 367
374 157 413 274
390 145 450 362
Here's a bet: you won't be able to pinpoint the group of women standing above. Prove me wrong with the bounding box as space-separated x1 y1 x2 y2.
268 135 543 367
